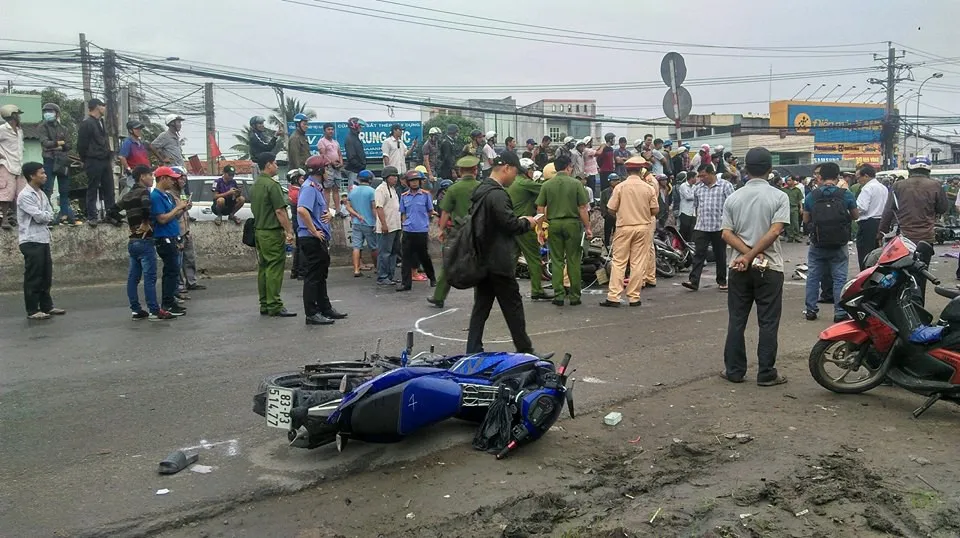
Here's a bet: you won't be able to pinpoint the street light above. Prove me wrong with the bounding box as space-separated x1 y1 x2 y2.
916 72 944 154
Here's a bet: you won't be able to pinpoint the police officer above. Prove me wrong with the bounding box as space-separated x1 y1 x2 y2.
397 170 437 291
508 158 552 301
428 155 482 307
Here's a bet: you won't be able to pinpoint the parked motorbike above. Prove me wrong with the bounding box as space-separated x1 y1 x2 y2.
253 333 575 458
516 235 611 286
808 235 960 418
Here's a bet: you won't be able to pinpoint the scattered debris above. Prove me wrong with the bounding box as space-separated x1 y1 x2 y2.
190 465 213 474
783 394 798 399
739 513 753 520
404 499 411 508
549 425 565 432
653 382 664 386
795 509 809 517
628 435 642 444
405 513 415 520
624 494 635 499
908 455 931 466
604 412 623 426
649 507 662 523
917 474 940 492
583 468 594 475
443 495 451 498
724 433 754 444
155 489 170 495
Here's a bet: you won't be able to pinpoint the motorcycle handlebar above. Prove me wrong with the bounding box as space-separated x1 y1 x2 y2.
557 353 572 376
921 268 941 286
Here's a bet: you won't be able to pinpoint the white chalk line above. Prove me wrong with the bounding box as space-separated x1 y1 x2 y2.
181 438 241 457
413 307 727 344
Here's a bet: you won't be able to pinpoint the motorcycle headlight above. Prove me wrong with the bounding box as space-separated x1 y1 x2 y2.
840 278 856 297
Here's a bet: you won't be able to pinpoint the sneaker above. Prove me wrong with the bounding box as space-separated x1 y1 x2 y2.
681 281 698 291
166 305 187 316
187 283 207 291
149 310 175 321
87 219 99 227
46 308 66 315
27 311 51 320
530 292 555 301
598 299 620 307
427 298 444 308
131 310 149 320
804 310 818 321
176 293 191 301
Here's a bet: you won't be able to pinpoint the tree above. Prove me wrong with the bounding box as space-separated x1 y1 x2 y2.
230 125 253 160
423 114 481 150
269 97 315 131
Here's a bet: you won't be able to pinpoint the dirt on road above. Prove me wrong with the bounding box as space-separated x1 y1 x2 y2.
162 348 960 538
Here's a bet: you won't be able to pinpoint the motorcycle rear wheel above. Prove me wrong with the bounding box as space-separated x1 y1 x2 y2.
655 255 676 278
808 339 891 394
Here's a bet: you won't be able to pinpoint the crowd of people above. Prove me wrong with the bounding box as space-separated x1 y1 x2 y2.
2 97 956 388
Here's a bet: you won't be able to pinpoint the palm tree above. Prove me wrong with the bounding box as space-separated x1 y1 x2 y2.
230 125 253 159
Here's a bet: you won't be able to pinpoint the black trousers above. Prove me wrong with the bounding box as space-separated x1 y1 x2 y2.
300 236 332 316
678 213 695 242
155 239 181 309
466 273 534 354
856 217 881 271
603 217 616 248
687 230 727 287
84 158 115 221
401 232 435 287
724 268 784 382
291 235 303 277
20 242 53 315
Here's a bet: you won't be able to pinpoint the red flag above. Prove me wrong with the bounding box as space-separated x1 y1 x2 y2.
208 132 222 159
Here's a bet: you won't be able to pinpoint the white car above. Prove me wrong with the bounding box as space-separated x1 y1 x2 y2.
185 175 288 223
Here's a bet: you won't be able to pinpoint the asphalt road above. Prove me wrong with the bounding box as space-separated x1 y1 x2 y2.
1 242 957 537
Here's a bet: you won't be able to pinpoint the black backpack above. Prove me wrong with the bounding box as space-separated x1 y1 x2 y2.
810 187 850 248
242 218 256 247
443 191 493 290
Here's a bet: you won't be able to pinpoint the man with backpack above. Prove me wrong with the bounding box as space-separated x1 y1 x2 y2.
802 162 858 322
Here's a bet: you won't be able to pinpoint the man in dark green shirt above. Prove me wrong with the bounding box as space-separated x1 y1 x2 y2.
508 158 552 300
536 154 591 306
781 176 804 242
429 156 481 308
249 152 296 317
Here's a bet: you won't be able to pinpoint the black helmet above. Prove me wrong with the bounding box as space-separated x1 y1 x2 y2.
126 119 144 132
470 129 483 138
249 115 266 127
42 102 61 114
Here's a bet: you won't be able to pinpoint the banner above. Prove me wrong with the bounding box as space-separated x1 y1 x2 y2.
287 120 423 160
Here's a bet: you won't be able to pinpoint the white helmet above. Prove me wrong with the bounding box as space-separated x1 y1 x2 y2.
519 157 535 171
485 130 497 140
715 144 725 152
286 168 306 180
562 136 574 144
532 170 544 182
0 104 23 120
428 127 441 135
165 113 184 126
582 136 593 145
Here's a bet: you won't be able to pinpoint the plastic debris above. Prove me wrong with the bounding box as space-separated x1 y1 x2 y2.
649 507 662 523
190 465 213 474
405 513 416 520
156 489 170 495
628 435 642 444
909 455 931 466
604 412 622 426
795 509 809 517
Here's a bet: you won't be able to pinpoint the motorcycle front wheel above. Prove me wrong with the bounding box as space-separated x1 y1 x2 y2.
808 339 891 394
655 254 676 278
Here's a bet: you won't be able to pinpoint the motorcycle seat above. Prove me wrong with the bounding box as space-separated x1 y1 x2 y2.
935 286 960 300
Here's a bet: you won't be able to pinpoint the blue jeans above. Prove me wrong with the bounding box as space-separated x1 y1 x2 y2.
377 231 400 283
805 245 849 319
127 239 159 313
42 158 76 221
155 239 181 309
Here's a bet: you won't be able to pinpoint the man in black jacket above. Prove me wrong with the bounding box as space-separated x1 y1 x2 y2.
249 116 281 176
344 117 366 188
466 151 540 354
77 98 119 226
438 124 459 181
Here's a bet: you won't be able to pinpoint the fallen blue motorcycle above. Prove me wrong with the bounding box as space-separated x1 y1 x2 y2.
252 333 575 459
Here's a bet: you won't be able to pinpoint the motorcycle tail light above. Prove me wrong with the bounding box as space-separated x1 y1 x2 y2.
878 271 899 289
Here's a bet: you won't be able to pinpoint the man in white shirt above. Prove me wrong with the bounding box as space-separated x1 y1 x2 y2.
17 161 66 319
374 166 403 285
481 131 498 177
676 171 698 241
381 124 415 175
854 164 888 270
0 104 26 230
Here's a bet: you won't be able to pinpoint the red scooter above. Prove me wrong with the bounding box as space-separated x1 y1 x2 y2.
809 235 960 418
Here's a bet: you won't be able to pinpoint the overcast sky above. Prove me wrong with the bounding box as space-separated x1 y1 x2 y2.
4 0 959 156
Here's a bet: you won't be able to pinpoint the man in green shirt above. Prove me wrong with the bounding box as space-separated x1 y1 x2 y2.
249 152 296 317
428 155 482 308
536 154 591 306
782 176 804 242
508 158 552 301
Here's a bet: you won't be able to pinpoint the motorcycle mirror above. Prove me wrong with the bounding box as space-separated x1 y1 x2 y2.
339 374 348 393
565 378 576 419
406 331 414 353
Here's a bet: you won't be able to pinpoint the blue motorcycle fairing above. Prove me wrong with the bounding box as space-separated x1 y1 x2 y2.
450 352 541 378
398 376 464 435
331 366 446 421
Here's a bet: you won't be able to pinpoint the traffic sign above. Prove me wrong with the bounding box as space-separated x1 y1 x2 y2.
660 52 687 87
662 88 692 121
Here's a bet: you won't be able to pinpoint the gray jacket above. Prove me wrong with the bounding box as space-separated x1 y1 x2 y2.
38 121 71 173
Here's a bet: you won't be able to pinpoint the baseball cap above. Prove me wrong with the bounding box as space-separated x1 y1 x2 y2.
493 150 527 173
154 166 181 179
223 165 236 175
526 138 536 145
744 147 773 168
357 170 374 182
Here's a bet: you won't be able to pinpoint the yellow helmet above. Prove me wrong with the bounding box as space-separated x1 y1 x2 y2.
414 165 427 174
542 162 557 180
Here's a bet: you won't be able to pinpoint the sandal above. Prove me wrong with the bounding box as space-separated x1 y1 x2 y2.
757 375 788 387
718 284 728 291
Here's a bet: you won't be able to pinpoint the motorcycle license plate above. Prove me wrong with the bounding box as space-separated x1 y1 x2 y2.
265 387 294 430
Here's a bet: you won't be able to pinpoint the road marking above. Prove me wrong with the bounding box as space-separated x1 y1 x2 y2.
181 438 241 457
414 307 727 344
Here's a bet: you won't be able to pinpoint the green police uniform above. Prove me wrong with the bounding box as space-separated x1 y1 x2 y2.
508 174 546 297
250 173 289 314
432 156 481 304
536 173 589 303
782 185 803 242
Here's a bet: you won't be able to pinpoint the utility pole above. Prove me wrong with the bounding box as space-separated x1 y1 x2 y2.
868 43 911 170
204 82 216 174
103 49 119 152
80 33 92 102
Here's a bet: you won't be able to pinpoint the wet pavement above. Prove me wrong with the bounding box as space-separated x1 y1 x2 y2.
1 242 956 537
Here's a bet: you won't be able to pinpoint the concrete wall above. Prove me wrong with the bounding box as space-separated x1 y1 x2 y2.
0 217 447 291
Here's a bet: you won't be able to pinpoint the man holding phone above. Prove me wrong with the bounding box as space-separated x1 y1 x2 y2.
211 165 246 225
